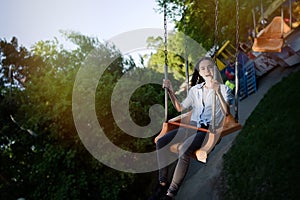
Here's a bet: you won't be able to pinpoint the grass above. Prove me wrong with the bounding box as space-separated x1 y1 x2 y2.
220 69 300 200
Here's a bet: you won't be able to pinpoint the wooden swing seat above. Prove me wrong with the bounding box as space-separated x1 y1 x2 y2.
252 38 284 52
157 111 242 162
162 110 242 137
252 16 291 52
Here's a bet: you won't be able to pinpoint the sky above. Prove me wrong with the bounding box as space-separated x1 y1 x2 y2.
0 0 174 50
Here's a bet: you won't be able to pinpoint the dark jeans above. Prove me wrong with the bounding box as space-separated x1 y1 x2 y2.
156 125 207 195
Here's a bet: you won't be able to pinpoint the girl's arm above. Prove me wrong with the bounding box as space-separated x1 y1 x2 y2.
211 80 230 115
163 79 184 112
216 89 230 115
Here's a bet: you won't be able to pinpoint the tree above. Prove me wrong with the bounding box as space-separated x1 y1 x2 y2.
1 30 173 199
0 37 43 199
155 0 275 51
146 32 206 86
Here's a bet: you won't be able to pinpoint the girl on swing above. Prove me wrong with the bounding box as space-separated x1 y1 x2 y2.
149 57 233 200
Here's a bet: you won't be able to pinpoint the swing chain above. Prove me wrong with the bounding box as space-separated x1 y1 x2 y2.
235 0 240 121
235 0 240 58
214 0 219 50
183 0 189 95
163 0 168 72
163 0 168 122
211 0 219 131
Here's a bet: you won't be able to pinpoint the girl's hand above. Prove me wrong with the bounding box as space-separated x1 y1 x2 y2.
163 79 174 92
210 80 221 93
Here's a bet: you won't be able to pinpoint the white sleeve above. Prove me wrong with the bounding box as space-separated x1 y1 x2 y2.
180 88 194 109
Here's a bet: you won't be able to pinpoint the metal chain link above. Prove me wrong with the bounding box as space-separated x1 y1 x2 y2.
214 0 219 50
164 0 168 73
163 0 168 121
235 0 240 59
212 0 219 131
235 0 240 120
183 0 189 95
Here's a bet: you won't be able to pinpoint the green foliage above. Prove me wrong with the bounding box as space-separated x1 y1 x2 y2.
220 70 300 200
0 37 43 199
155 0 275 51
0 37 40 91
0 32 168 199
147 32 206 81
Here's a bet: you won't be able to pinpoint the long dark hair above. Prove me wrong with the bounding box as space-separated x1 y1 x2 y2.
190 57 215 86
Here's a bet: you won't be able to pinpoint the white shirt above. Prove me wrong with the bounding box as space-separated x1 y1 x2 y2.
181 82 233 128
